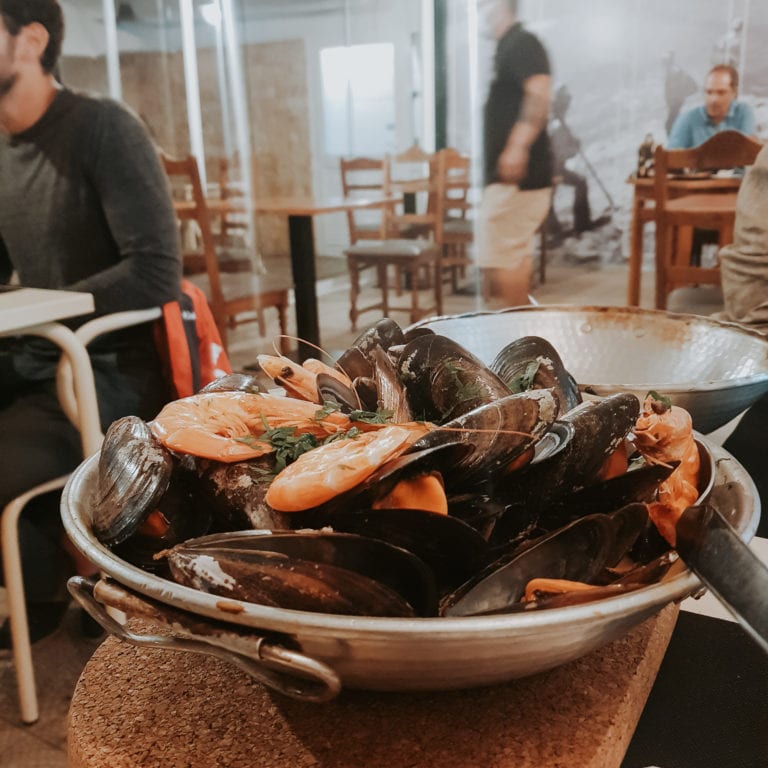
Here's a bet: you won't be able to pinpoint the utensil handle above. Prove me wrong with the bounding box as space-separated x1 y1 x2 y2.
676 505 768 654
67 576 342 702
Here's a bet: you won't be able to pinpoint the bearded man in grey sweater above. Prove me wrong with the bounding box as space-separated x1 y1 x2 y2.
0 0 181 645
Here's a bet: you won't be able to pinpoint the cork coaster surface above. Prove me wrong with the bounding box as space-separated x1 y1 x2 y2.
67 604 678 768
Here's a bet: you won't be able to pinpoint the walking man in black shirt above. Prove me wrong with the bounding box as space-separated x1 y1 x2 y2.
477 0 552 306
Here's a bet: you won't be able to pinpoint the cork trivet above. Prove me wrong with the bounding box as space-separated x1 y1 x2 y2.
67 604 678 768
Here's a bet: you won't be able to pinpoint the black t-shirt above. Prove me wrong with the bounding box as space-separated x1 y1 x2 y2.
483 22 553 189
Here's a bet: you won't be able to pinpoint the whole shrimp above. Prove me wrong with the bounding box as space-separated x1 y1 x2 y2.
150 391 353 463
265 422 433 512
633 392 700 545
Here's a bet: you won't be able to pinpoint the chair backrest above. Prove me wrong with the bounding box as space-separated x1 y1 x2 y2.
432 148 472 242
654 130 763 209
339 156 392 243
160 152 226 314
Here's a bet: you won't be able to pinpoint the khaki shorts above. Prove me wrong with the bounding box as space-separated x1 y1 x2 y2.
475 184 552 270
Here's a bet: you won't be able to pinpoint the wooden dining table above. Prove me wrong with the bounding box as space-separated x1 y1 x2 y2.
179 193 398 359
625 174 742 307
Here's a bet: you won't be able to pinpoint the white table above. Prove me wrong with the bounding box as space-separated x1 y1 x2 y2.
0 287 101 457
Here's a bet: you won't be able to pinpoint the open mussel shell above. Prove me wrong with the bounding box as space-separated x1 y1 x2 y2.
111 471 212 573
165 530 438 617
198 372 266 394
496 393 641 512
92 416 174 547
397 333 512 423
318 507 491 594
490 335 582 412
442 513 618 617
335 318 406 382
315 372 360 413
410 388 560 491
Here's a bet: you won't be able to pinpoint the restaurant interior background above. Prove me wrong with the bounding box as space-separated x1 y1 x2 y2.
57 0 767 278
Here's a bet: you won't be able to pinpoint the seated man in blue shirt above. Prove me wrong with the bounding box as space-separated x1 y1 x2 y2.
668 64 755 148
667 64 756 265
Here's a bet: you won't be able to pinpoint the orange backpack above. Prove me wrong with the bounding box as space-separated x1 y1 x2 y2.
155 279 232 399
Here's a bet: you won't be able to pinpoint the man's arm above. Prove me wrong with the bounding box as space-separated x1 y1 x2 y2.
68 101 181 314
497 73 551 183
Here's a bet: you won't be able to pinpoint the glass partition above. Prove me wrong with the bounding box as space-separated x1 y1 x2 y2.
57 0 766 302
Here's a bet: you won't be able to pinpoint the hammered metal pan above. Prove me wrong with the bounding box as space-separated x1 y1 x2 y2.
61 439 758 701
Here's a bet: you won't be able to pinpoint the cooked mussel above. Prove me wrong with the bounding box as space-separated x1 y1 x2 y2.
397 334 512 423
491 335 581 412
165 530 438 617
317 506 491 594
442 504 648 617
409 388 560 490
92 416 174 546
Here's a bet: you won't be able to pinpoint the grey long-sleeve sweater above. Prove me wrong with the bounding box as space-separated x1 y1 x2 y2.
0 87 181 329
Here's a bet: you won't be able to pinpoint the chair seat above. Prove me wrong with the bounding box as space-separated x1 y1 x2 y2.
183 249 253 275
442 218 473 236
346 239 437 258
186 271 292 303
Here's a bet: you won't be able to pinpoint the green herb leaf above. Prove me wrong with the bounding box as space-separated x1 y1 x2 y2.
349 408 393 424
508 360 541 393
646 390 672 413
315 401 342 420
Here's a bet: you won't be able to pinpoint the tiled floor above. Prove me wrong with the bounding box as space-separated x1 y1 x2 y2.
0 246 690 767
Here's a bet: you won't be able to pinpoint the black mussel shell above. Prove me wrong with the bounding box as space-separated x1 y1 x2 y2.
518 550 680 610
92 416 174 546
198 372 267 394
318 507 491 594
603 502 650 567
316 372 360 413
196 458 291 531
111 470 211 573
447 492 506 540
403 326 435 343
396 334 512 423
496 393 641 513
491 336 582 412
530 421 574 464
166 530 438 617
441 514 616 617
371 346 412 422
351 376 379 412
335 318 406 381
410 389 560 491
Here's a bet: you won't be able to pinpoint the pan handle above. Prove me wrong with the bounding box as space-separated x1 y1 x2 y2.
68 576 342 703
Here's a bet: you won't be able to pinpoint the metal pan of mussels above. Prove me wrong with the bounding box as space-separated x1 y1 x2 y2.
63 441 756 700
61 312 761 703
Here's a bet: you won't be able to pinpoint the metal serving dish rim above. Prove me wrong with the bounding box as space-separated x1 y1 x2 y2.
411 305 768 392
61 439 759 638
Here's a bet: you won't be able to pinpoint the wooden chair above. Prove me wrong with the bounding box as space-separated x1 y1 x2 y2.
341 155 442 330
161 153 290 353
653 130 763 310
216 156 249 247
339 156 393 244
432 148 474 293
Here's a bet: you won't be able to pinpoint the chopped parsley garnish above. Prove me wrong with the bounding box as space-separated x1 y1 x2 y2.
646 390 672 413
442 361 484 402
508 360 541 393
315 401 342 420
349 408 393 424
